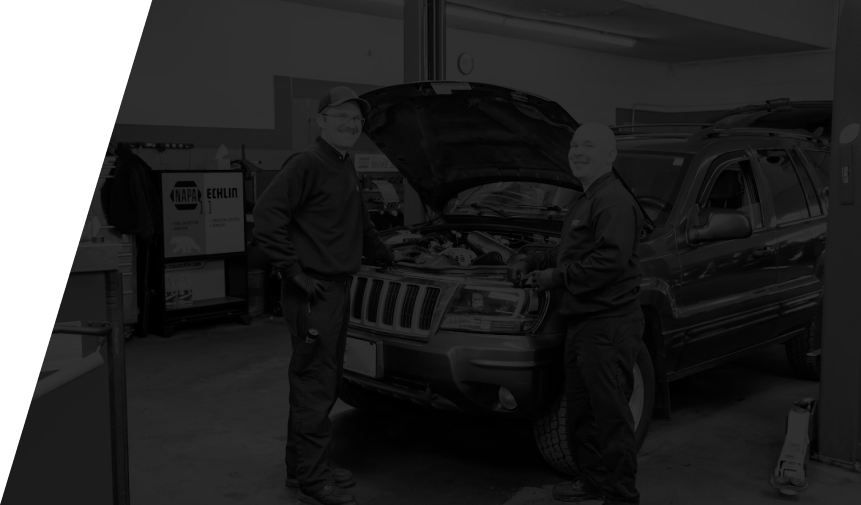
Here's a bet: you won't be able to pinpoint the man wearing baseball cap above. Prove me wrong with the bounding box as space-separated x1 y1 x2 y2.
253 86 404 505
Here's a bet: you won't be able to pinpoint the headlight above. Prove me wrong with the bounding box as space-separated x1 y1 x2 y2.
439 285 547 333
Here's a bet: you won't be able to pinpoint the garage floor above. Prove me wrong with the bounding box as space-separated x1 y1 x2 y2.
127 317 861 505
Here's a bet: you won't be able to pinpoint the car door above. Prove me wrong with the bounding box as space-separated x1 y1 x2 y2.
755 147 827 337
675 151 779 373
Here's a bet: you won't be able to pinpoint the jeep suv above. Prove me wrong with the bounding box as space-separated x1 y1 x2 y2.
338 82 830 475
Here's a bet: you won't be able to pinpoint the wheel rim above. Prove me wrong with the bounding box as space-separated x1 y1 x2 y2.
629 363 644 431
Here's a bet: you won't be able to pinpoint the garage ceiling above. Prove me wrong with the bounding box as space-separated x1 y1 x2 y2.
285 0 835 63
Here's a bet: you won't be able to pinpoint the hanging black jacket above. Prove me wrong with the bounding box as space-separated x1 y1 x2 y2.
102 145 159 243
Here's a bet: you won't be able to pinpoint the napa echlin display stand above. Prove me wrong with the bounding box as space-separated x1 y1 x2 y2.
3 243 130 505
148 170 250 338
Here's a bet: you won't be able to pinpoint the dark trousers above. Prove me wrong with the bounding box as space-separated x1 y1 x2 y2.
565 309 645 505
281 279 350 492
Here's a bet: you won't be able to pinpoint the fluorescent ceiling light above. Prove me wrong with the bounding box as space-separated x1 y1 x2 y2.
447 4 636 48
504 17 576 36
572 28 636 47
448 5 504 24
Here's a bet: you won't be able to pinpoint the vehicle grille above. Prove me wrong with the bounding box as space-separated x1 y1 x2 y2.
350 276 442 337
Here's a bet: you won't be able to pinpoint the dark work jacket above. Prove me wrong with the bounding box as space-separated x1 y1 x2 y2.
252 137 393 282
525 172 644 319
104 145 158 243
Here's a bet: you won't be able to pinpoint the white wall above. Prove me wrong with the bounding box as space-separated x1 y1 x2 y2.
667 51 835 108
118 0 404 129
446 28 670 124
119 0 834 131
626 0 836 49
118 0 671 130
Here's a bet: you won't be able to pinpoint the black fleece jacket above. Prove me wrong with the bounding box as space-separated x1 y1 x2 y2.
524 172 644 319
252 138 393 281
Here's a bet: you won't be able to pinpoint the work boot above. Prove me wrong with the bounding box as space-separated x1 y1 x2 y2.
552 480 603 502
298 485 357 505
286 468 356 488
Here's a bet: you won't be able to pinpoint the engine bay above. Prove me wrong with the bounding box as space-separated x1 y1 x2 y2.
384 229 560 269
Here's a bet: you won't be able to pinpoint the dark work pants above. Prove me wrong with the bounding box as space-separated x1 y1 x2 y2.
282 279 350 493
565 309 645 505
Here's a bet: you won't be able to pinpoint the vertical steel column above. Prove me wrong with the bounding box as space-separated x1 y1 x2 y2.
817 0 861 470
105 270 131 504
402 0 446 225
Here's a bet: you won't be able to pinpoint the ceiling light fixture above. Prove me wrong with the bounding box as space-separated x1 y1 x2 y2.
572 29 637 47
447 5 505 24
447 4 636 48
503 17 576 36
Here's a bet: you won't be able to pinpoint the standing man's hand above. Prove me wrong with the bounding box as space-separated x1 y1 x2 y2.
526 269 555 291
290 272 325 303
508 260 531 286
392 250 407 263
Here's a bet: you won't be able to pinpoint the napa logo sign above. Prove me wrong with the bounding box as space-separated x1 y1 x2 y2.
170 181 202 211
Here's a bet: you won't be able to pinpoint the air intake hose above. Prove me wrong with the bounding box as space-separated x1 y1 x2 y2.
466 231 522 265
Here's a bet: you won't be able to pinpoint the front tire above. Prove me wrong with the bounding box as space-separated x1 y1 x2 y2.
532 341 656 476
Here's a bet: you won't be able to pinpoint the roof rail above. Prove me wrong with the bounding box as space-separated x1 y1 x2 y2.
614 133 693 140
610 123 713 129
610 123 711 133
687 126 829 145
722 97 791 114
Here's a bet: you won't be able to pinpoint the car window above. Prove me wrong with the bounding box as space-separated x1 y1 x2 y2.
788 150 822 217
802 149 830 212
701 158 764 230
803 150 831 189
758 149 810 225
613 153 689 226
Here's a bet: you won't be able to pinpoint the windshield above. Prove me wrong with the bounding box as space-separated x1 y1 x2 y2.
443 152 688 226
445 182 579 220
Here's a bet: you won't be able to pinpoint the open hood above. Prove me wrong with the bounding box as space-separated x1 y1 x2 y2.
360 82 581 210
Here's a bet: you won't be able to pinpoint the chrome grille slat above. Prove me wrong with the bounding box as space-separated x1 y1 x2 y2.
351 277 368 320
400 285 420 329
382 282 400 326
350 275 443 337
419 288 440 330
366 280 384 323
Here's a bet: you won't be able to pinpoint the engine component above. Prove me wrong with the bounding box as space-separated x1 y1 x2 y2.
467 231 520 265
411 252 456 267
472 251 505 266
442 247 477 267
386 230 423 244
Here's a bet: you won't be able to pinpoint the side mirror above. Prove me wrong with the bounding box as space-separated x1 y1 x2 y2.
688 209 753 244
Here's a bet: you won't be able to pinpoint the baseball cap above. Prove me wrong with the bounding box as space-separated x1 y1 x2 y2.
318 86 371 114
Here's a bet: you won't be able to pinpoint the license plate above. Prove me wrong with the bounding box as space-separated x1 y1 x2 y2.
344 338 377 378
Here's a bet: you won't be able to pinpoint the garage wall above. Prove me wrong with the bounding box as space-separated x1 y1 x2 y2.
118 0 671 131
117 0 404 129
667 50 835 108
120 0 830 140
445 29 670 125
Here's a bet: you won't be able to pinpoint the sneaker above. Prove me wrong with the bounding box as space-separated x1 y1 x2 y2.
552 480 603 502
298 485 357 505
286 468 356 489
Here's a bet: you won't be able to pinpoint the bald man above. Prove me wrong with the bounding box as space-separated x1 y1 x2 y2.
510 123 645 504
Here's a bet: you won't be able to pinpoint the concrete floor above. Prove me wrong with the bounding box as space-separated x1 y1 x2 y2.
126 316 861 505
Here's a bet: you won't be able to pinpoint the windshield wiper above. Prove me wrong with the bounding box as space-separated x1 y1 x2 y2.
470 202 510 218
515 204 566 212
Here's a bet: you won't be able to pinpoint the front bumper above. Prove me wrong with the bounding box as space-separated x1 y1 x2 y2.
343 327 565 420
